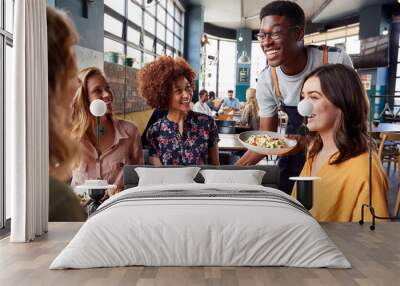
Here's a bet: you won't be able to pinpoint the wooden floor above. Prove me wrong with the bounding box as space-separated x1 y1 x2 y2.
0 222 399 286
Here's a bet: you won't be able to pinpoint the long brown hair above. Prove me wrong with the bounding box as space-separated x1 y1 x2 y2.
245 88 259 120
71 67 109 140
47 6 79 177
305 64 369 164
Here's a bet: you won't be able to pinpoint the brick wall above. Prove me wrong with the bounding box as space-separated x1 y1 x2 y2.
104 62 150 115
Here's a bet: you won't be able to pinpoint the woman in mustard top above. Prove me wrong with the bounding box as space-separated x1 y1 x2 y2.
294 64 388 222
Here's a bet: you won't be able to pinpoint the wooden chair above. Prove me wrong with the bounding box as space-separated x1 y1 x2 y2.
377 132 400 216
395 190 400 216
377 132 400 178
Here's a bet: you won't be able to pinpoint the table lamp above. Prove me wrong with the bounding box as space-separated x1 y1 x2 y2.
290 99 317 210
89 99 107 163
297 99 313 159
87 99 107 215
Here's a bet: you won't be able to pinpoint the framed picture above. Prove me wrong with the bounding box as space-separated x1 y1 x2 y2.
238 67 249 83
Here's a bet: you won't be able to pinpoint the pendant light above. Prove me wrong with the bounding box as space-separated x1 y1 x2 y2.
238 51 251 64
237 0 250 64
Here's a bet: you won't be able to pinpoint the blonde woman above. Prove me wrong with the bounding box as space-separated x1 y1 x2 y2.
240 88 260 130
47 6 86 221
70 67 143 194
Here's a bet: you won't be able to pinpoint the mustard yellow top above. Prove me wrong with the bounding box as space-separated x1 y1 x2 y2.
293 151 389 222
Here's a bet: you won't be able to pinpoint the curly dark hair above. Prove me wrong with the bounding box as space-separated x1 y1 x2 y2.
260 0 305 28
138 56 196 109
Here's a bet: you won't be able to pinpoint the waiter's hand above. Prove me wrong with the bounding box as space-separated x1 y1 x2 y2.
280 134 305 156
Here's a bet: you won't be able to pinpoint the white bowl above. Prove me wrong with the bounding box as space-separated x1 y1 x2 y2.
238 131 297 156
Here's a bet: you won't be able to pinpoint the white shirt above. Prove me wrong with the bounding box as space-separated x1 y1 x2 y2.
193 101 216 117
256 45 353 117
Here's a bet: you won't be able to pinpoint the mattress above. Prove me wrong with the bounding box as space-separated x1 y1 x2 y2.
50 183 351 269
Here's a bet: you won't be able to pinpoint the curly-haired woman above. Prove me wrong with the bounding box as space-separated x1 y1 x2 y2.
138 56 220 166
70 67 143 194
293 64 388 222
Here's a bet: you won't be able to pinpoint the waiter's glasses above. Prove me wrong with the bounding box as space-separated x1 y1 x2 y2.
256 26 300 42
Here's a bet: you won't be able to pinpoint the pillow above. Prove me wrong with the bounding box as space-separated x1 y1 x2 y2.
200 169 266 185
135 167 201 186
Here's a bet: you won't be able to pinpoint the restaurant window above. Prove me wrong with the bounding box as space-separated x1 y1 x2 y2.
167 14 174 31
167 0 174 13
345 35 360 55
250 41 267 88
104 0 125 16
200 37 218 93
304 23 360 55
199 35 236 98
166 30 173 47
326 38 345 47
157 5 166 25
157 22 165 42
127 26 141 45
156 42 164 56
146 2 156 16
166 47 173 56
104 14 123 38
144 52 155 64
144 12 155 35
128 1 142 26
394 36 400 109
104 37 124 54
104 0 185 68
218 40 236 98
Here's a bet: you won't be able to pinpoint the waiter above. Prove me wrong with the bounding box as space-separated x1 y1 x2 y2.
236 0 353 195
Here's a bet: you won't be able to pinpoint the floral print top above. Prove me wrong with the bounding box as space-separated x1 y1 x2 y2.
147 111 219 165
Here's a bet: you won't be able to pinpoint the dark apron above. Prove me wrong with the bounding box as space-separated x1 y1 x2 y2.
271 45 329 195
277 103 305 195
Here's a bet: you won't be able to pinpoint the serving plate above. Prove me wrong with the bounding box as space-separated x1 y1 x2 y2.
238 131 297 155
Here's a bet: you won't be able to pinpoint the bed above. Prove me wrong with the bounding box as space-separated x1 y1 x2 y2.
50 165 350 269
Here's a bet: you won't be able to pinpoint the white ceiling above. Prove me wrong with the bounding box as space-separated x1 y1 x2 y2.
196 0 396 30
203 0 327 30
312 0 394 23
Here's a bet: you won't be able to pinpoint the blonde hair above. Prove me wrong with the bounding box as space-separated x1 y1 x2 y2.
47 6 79 178
245 88 259 119
71 67 110 140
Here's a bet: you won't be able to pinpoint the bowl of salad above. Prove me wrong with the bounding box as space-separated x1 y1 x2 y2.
238 131 297 155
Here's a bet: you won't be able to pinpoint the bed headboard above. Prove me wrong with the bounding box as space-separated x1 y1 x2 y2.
123 165 280 189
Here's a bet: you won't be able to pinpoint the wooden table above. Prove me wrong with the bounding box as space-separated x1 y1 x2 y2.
372 123 400 134
371 123 400 139
218 133 246 151
215 119 252 133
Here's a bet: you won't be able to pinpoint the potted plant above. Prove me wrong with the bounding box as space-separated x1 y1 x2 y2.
124 57 134 67
104 51 120 64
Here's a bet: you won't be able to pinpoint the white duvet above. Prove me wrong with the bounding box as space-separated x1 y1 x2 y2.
50 183 351 269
